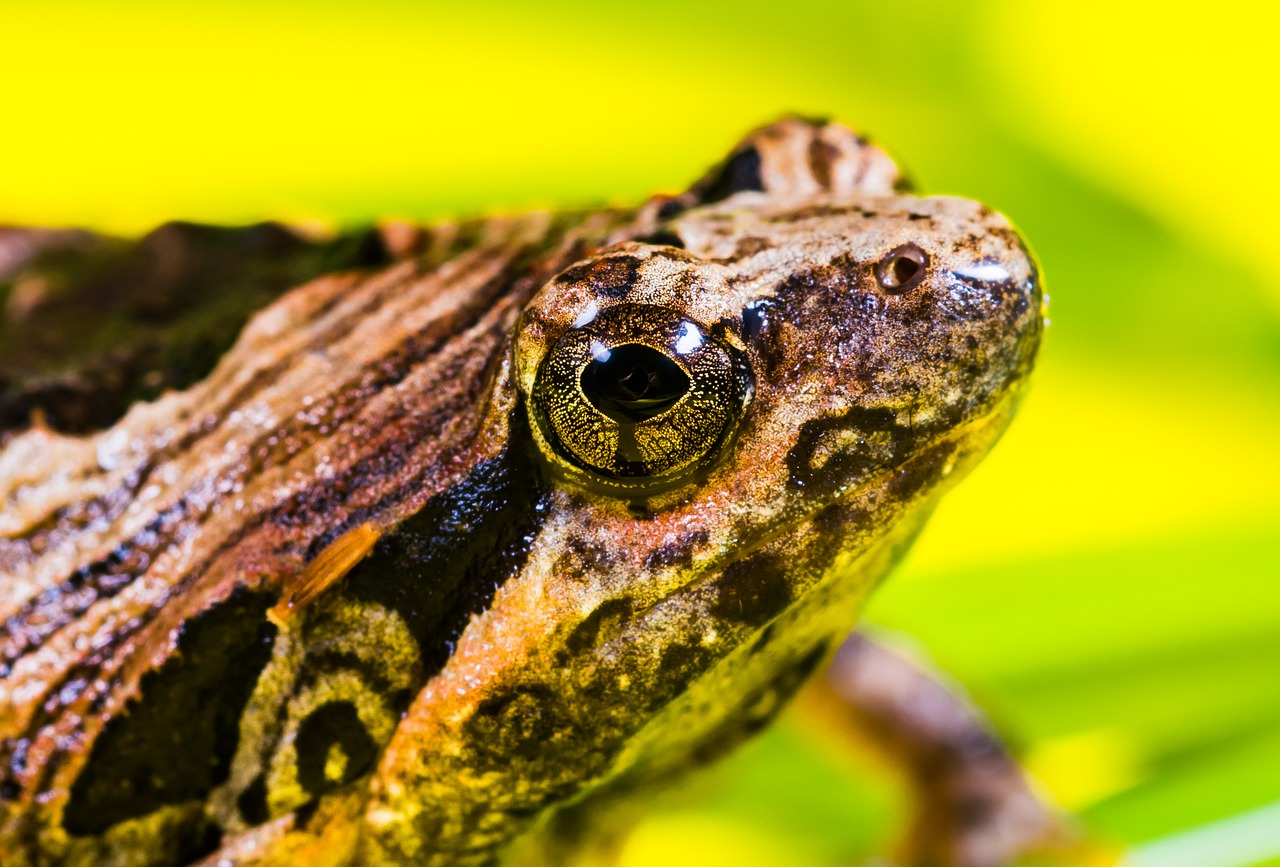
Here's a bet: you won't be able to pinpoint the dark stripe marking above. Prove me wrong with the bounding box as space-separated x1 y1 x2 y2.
694 146 764 203
294 701 378 799
807 137 839 189
1 497 191 676
340 423 550 683
786 405 917 494
62 586 278 835
550 254 641 300
707 551 793 628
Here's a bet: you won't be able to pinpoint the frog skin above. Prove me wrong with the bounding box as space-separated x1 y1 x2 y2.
0 118 1043 866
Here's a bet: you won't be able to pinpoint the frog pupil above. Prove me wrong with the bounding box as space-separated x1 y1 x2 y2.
581 343 690 423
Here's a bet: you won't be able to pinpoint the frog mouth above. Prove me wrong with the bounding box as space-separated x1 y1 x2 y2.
675 377 1032 612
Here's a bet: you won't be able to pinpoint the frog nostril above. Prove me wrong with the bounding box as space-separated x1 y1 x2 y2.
874 244 929 294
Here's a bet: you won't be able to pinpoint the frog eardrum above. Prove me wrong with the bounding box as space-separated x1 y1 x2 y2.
530 301 753 490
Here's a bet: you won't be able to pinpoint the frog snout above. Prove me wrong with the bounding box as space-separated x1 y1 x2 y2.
938 249 1044 395
953 248 1041 328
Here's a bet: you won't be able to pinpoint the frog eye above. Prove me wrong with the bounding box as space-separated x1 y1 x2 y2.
874 243 930 293
532 304 752 491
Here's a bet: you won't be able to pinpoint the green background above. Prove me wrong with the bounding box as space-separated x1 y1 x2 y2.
3 2 1278 864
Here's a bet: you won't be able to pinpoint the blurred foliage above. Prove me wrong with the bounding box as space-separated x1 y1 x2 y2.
2 1 1277 864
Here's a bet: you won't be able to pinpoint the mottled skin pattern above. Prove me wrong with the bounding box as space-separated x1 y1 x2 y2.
0 118 1042 866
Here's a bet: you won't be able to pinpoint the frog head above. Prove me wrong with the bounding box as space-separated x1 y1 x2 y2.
366 118 1042 859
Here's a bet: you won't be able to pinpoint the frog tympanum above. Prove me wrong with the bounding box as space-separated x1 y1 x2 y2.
0 118 1045 866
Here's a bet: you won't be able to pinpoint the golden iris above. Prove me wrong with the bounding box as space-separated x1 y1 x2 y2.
532 304 752 489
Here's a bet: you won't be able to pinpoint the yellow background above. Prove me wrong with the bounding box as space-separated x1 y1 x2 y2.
3 1 1278 864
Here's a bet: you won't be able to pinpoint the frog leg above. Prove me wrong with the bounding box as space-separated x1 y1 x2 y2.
797 629 1072 867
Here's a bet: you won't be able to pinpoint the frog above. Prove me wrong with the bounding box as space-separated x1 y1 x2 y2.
0 117 1049 866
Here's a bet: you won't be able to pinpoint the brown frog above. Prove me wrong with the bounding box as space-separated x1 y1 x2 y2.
0 118 1049 866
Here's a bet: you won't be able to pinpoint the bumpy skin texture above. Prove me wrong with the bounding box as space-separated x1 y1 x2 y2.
0 222 396 434
0 119 1041 866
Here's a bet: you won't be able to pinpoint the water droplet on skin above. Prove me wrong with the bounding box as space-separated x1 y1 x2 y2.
573 301 600 329
673 321 703 355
